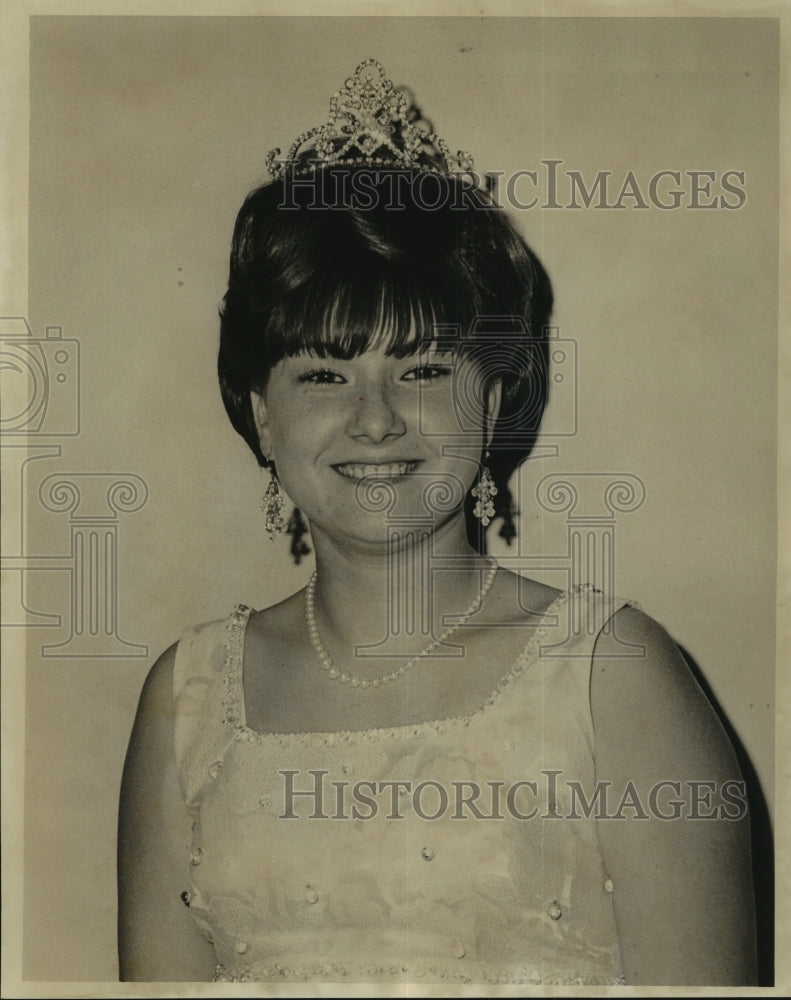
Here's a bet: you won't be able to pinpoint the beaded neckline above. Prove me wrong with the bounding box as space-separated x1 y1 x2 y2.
222 583 605 745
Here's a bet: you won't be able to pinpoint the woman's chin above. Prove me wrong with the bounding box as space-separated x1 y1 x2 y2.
309 506 469 554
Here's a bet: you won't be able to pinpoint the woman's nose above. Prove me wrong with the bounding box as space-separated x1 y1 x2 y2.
346 382 407 443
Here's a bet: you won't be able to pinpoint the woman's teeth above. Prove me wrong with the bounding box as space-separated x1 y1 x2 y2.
335 462 416 479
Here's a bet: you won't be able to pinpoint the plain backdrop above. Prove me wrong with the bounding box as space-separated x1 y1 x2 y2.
10 12 779 985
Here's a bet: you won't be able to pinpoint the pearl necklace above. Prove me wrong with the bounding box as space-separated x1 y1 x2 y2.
304 560 498 688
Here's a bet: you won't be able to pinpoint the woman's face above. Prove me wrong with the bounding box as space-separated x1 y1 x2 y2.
251 343 500 551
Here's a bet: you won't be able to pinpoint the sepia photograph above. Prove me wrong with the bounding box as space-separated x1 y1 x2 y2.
1 2 786 995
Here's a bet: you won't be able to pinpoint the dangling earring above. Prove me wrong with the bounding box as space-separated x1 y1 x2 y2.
261 466 285 538
472 453 498 527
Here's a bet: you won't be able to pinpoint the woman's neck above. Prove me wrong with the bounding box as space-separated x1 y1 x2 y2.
307 520 493 661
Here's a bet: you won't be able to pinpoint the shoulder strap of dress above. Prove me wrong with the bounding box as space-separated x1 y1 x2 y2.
172 605 252 808
538 586 635 751
539 585 634 657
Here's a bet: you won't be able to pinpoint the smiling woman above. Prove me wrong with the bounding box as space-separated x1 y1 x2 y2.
250 349 501 550
117 60 757 986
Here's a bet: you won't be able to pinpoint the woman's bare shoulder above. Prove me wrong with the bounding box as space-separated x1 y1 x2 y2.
122 644 181 799
119 639 218 981
136 642 179 714
591 604 733 771
588 605 756 984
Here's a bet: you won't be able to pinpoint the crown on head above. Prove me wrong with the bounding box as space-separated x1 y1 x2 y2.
266 59 475 180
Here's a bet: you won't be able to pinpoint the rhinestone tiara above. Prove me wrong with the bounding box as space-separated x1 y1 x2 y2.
266 58 475 180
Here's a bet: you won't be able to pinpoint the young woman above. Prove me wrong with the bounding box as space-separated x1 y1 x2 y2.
118 60 756 986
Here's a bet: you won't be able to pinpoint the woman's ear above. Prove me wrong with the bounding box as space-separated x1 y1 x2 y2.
485 379 503 448
250 391 273 461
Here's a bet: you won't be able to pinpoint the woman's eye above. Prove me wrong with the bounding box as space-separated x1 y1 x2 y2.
298 368 346 385
402 364 452 382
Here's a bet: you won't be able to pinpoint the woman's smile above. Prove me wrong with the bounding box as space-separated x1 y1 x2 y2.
333 460 420 480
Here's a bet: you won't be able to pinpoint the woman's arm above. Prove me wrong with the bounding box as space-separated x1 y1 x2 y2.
117 646 217 981
591 606 757 986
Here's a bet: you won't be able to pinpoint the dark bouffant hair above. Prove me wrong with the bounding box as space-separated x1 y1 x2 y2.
218 167 553 555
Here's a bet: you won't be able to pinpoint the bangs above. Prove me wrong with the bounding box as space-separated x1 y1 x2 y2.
260 264 480 365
